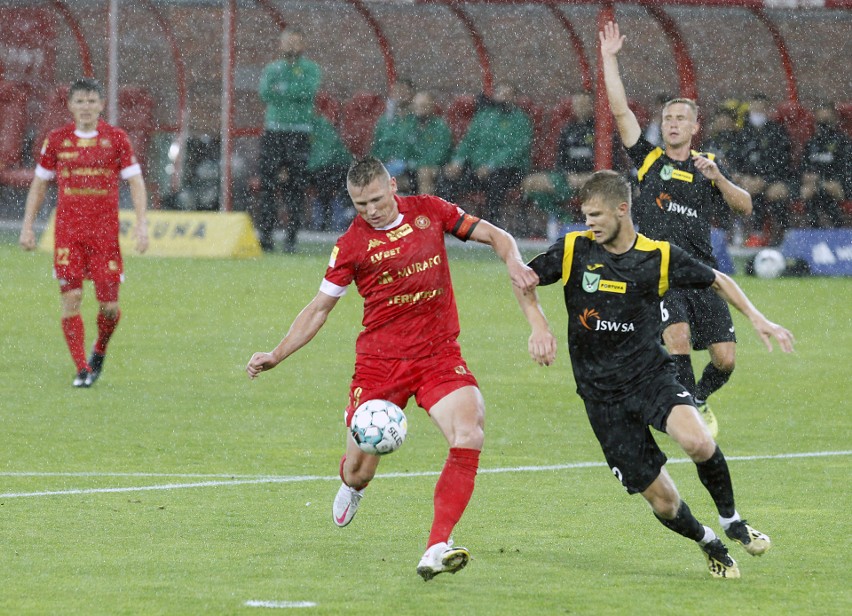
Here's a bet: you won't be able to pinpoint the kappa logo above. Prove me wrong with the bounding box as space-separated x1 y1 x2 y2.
367 238 386 251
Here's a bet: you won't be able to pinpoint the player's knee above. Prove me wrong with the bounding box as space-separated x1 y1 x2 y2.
712 355 735 373
100 302 120 319
682 430 716 461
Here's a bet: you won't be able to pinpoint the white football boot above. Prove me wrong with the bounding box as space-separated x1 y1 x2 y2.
332 483 364 527
416 540 470 581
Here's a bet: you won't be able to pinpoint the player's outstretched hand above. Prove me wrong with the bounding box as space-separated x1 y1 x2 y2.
246 351 279 379
528 328 557 367
752 317 795 353
599 21 625 57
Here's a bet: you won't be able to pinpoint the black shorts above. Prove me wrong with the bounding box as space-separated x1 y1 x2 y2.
583 368 695 495
661 287 736 351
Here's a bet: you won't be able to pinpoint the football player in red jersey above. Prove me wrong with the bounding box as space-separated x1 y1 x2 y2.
20 78 149 387
247 156 539 580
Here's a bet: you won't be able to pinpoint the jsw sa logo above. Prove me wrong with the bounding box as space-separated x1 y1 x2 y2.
578 308 635 332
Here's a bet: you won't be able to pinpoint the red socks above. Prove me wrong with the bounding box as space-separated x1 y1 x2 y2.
61 315 88 371
427 447 480 547
94 310 121 355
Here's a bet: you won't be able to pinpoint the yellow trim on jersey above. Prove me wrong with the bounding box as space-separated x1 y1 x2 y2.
634 233 671 296
636 147 665 182
562 230 595 286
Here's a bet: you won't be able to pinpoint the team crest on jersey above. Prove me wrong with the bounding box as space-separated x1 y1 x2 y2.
367 238 386 251
660 164 673 181
62 139 74 147
414 215 430 229
582 272 600 293
100 139 112 148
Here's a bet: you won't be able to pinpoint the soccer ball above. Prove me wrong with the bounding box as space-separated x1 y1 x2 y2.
350 399 408 456
753 248 786 279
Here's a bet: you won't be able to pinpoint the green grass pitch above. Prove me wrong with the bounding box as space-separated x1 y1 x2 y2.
0 239 850 615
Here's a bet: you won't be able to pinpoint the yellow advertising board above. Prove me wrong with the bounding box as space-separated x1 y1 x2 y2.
39 210 262 258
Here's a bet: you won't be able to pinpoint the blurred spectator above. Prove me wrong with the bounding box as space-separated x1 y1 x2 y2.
702 106 743 235
408 91 453 195
307 114 352 232
441 83 532 232
521 91 595 234
370 78 415 188
799 101 851 228
643 92 671 146
258 27 322 252
732 93 792 246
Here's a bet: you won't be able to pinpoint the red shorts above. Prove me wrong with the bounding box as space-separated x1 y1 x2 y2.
344 347 479 427
54 232 123 302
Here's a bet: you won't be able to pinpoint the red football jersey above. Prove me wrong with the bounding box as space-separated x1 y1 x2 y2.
321 194 480 359
36 119 140 238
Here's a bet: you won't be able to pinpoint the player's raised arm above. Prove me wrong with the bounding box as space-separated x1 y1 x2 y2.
710 270 795 353
467 218 539 293
599 20 641 148
246 291 340 379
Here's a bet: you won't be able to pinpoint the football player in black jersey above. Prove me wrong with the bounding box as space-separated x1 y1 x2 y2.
513 170 794 578
599 21 754 439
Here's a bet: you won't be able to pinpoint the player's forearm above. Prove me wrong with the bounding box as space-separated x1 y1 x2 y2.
717 175 753 216
513 286 548 331
22 177 48 228
128 175 148 222
712 271 761 323
271 296 334 363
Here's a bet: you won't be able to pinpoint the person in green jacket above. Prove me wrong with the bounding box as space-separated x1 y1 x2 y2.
258 27 322 252
409 91 453 195
308 115 353 231
371 87 452 196
441 84 532 229
370 79 415 189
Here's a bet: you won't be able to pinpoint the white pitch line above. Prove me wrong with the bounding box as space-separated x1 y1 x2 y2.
245 600 316 609
0 450 848 500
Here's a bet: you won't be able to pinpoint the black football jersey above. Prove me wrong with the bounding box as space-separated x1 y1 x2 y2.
529 231 716 401
626 136 728 267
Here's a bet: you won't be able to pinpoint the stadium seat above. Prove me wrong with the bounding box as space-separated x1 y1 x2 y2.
0 81 28 171
340 91 385 158
538 97 575 170
836 102 852 139
516 96 549 170
0 83 70 188
315 90 340 126
773 101 814 166
445 94 477 145
119 86 155 172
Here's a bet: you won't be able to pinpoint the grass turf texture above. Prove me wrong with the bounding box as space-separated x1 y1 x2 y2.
1 241 849 615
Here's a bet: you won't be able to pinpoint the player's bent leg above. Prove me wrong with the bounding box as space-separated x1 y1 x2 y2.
665 404 716 462
420 386 483 575
333 435 380 527
643 470 739 578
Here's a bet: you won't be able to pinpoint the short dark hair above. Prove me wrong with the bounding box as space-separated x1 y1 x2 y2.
347 156 389 188
578 170 631 210
69 77 104 99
